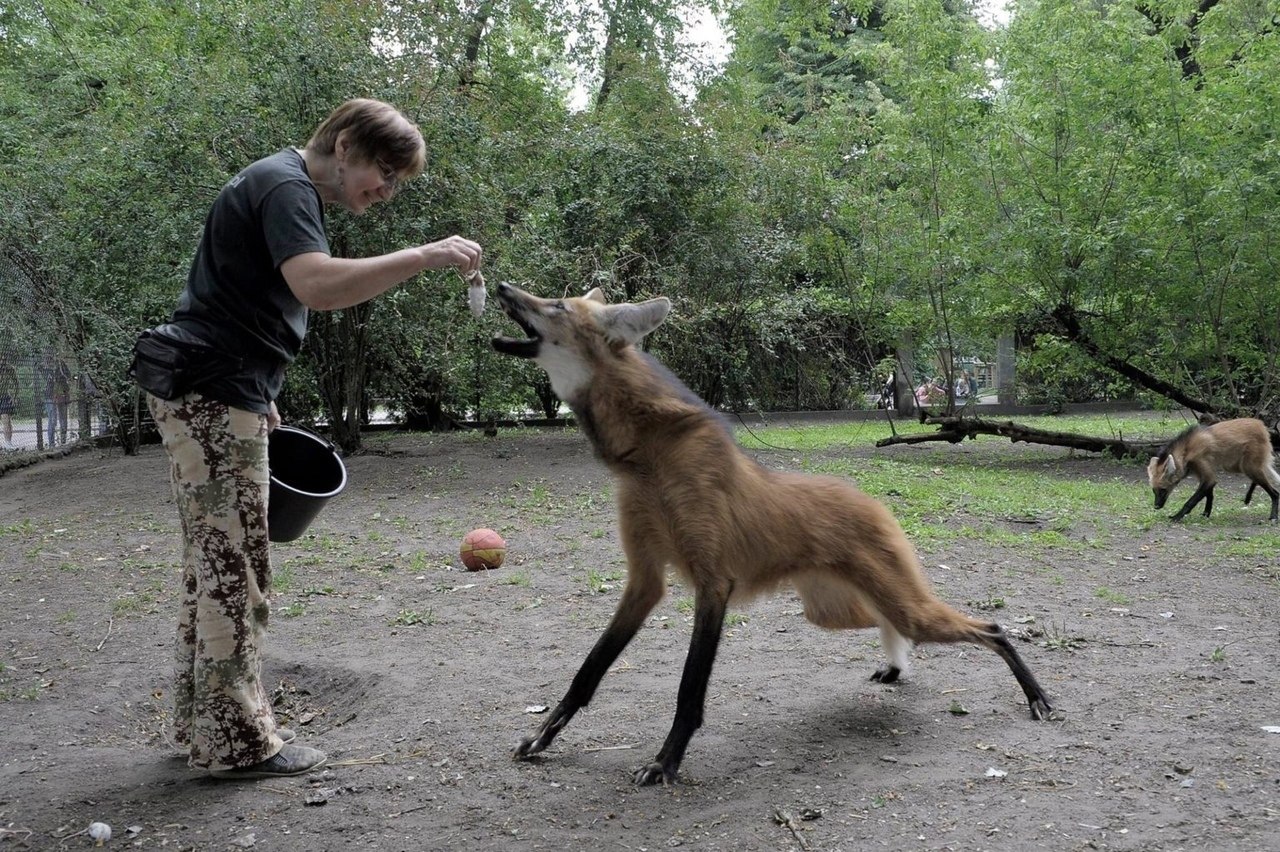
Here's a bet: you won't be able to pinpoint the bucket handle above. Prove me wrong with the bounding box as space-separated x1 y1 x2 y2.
276 423 341 456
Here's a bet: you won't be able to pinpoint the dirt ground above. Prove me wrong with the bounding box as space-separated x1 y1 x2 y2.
1 422 1278 851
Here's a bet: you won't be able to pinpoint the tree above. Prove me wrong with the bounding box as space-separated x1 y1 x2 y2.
987 0 1280 420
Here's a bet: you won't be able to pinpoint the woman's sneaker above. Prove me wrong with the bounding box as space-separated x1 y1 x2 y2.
209 744 327 780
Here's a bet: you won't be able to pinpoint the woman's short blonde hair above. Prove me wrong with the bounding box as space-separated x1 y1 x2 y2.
307 98 426 179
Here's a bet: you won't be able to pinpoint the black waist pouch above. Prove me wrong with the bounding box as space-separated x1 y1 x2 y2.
129 326 243 401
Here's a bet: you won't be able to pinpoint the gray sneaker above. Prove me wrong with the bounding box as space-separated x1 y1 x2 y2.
209 744 327 780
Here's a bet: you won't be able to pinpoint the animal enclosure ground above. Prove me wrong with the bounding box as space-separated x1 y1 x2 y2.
2 423 1279 851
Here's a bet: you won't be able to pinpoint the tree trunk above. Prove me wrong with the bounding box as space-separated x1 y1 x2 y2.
895 331 918 417
996 332 1016 405
308 302 372 455
876 413 1168 460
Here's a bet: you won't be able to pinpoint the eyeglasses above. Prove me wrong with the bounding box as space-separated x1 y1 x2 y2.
374 157 400 193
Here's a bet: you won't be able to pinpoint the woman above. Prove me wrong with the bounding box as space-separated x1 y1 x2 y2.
140 99 483 780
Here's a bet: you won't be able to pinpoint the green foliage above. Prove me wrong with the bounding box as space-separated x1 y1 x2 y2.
1 0 1277 446
1016 335 1131 406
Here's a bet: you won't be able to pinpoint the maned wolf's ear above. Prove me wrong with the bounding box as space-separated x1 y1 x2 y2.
584 288 607 304
1163 456 1178 478
600 297 672 346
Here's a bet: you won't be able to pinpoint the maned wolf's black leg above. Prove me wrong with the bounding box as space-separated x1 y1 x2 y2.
1170 483 1213 521
984 623 1052 720
514 582 660 760
1244 482 1257 505
1265 484 1280 521
634 583 731 786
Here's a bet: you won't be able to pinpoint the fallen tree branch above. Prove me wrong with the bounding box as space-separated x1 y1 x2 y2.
876 414 1167 460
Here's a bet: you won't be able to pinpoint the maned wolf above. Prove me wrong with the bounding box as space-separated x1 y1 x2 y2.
491 283 1051 786
1147 418 1280 522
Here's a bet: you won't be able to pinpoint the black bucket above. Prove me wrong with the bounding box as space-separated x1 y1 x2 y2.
267 425 347 543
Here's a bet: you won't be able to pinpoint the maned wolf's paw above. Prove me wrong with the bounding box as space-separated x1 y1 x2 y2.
633 762 675 787
513 734 548 760
1028 697 1052 721
869 665 901 684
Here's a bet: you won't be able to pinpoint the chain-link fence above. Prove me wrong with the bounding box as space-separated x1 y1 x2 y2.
0 347 111 454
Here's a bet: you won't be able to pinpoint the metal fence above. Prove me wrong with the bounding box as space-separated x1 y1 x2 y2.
0 348 111 454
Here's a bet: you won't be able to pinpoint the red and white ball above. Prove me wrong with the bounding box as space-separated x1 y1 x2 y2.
460 528 506 571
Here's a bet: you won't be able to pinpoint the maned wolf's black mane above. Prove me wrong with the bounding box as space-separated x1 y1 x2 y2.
637 351 733 439
1157 424 1201 462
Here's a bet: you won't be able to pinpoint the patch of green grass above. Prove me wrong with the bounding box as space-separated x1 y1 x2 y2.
500 571 532 587
584 568 622 594
1038 620 1086 651
392 608 435 627
279 601 306 618
674 596 695 614
112 584 162 617
408 551 433 573
1094 587 1131 605
0 519 36 536
807 453 1137 549
1218 531 1280 559
515 481 552 511
724 612 748 627
738 420 1156 552
573 489 610 515
296 534 355 556
56 610 76 624
273 564 296 594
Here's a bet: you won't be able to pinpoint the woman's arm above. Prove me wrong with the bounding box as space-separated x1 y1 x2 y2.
281 235 482 311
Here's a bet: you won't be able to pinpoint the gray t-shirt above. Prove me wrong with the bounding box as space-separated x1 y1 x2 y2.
170 148 328 413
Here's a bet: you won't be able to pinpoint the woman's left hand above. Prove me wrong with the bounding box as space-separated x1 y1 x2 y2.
267 401 281 432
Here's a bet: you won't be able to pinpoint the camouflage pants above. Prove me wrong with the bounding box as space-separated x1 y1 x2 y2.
148 392 285 770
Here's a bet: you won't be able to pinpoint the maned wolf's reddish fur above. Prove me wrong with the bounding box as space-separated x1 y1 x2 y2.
491 283 1051 786
1147 418 1280 522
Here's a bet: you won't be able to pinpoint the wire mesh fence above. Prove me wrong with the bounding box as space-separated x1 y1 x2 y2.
0 347 111 454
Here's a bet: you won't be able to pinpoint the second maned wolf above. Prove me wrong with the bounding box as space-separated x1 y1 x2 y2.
491 282 1052 786
1147 418 1280 522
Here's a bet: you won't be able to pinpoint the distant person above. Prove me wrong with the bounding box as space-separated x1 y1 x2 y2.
40 353 71 447
879 372 896 410
954 373 969 399
0 360 18 451
966 370 977 398
915 377 944 407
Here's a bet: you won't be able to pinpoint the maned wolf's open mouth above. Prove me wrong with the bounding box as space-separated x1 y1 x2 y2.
491 284 542 359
